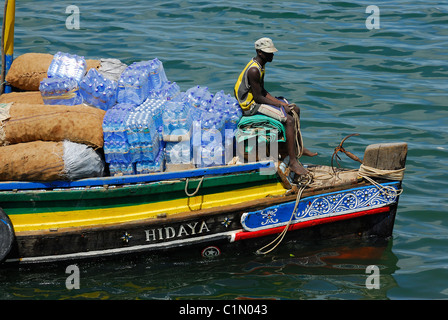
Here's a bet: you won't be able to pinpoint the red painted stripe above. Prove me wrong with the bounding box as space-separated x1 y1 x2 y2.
233 206 391 242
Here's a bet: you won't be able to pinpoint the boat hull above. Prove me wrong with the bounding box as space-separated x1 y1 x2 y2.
6 203 398 264
3 177 401 264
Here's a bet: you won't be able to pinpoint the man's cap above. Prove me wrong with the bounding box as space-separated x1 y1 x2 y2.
255 37 278 53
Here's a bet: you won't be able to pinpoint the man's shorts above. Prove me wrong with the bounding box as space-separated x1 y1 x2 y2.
243 102 288 123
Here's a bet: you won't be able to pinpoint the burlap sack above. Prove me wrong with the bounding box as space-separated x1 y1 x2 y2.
0 91 44 104
0 141 65 181
0 103 105 148
5 53 53 91
5 52 101 91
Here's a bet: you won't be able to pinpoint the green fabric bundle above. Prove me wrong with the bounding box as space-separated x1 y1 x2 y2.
235 115 286 153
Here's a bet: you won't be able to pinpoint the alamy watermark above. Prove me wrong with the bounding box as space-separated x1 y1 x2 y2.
365 5 380 30
167 125 278 176
65 264 80 290
365 265 380 289
63 264 380 291
66 5 80 30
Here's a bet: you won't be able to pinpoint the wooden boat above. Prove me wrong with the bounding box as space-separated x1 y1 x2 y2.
0 2 407 265
0 141 407 264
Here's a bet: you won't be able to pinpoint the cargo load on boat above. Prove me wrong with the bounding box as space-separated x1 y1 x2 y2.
0 52 250 181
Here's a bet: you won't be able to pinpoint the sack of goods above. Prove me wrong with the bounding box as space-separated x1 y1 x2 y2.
0 103 105 149
0 140 104 182
0 92 44 104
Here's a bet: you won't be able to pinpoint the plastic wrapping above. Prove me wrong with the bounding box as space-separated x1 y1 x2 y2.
98 58 128 82
63 141 104 180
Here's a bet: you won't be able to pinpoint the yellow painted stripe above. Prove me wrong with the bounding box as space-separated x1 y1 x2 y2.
10 182 286 232
4 0 15 56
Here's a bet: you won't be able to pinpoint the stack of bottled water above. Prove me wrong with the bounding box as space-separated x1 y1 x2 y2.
117 62 151 105
103 99 166 176
148 81 181 101
103 55 244 173
148 58 168 90
163 98 192 166
196 109 225 167
79 68 118 110
102 103 135 175
126 100 163 165
182 86 242 167
162 100 192 136
185 85 213 120
47 51 87 83
135 149 165 174
212 90 241 131
39 77 83 106
140 98 164 131
132 98 166 173
225 102 242 131
40 52 88 106
117 58 169 106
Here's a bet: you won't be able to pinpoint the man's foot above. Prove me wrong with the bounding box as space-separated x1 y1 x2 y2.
302 147 318 157
289 161 309 176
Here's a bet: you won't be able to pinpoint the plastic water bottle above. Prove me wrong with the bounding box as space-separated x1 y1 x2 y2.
149 58 167 90
47 52 62 78
39 77 82 105
48 52 86 83
80 78 92 105
180 140 191 163
103 103 137 174
80 68 117 110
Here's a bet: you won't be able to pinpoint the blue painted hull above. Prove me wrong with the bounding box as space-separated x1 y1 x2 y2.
241 182 401 232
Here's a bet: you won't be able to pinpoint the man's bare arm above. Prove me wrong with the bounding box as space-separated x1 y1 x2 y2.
247 68 288 108
247 68 281 107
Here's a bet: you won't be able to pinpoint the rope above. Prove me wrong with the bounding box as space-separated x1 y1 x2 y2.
358 163 405 181
41 88 80 100
291 109 303 159
358 164 405 198
255 107 310 254
184 176 205 197
256 174 312 255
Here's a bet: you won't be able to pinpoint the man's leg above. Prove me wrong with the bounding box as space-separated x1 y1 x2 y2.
255 103 316 174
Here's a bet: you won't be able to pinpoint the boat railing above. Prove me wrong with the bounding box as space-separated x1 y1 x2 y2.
0 160 276 191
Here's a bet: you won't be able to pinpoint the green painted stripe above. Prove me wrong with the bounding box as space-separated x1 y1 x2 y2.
1 172 279 215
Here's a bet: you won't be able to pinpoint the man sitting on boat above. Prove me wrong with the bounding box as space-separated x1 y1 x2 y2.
234 37 317 176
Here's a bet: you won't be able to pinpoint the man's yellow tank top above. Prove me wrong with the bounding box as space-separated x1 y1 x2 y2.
234 59 265 110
